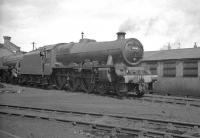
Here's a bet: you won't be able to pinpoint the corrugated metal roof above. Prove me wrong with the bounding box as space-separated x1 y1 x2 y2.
143 47 200 61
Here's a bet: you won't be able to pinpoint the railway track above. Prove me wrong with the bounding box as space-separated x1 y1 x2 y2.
1 89 200 111
131 94 200 108
0 104 199 138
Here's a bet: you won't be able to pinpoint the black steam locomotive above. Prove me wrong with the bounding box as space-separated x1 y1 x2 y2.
0 32 156 96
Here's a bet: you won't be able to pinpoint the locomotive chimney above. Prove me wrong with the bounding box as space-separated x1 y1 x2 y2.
194 42 198 48
3 36 11 44
116 32 126 40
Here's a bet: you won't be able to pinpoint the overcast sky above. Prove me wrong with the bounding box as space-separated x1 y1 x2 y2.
0 0 200 52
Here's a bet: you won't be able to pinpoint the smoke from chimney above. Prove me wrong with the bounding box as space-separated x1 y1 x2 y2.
119 19 140 33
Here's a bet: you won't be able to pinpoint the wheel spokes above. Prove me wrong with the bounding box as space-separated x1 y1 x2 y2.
55 76 65 90
81 78 95 93
68 77 79 92
96 82 106 95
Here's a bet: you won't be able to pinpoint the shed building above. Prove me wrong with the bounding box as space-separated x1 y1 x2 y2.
141 47 200 97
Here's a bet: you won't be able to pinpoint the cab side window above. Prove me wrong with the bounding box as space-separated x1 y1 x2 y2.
45 50 51 63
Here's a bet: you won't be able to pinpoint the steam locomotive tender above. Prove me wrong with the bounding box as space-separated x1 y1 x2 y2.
0 32 154 96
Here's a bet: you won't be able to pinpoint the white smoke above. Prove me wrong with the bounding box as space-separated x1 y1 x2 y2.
119 0 200 48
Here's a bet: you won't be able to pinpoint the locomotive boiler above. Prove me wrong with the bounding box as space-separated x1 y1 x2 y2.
56 32 143 67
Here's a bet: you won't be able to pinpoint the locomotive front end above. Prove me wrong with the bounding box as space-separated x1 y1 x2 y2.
122 38 143 66
114 32 147 96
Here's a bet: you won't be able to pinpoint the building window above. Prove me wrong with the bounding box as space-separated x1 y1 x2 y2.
146 62 157 75
183 60 198 77
163 61 176 77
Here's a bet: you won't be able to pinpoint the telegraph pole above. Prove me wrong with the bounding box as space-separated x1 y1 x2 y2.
32 42 36 50
81 32 84 39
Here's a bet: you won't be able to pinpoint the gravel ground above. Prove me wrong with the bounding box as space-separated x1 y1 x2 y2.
0 114 137 138
0 114 93 138
0 84 200 123
0 83 200 137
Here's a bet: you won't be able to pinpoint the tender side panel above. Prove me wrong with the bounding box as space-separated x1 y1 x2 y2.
20 51 43 75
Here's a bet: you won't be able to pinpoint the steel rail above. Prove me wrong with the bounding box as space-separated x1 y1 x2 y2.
0 129 23 138
138 94 200 107
0 104 199 138
0 111 196 138
145 94 200 102
0 104 199 128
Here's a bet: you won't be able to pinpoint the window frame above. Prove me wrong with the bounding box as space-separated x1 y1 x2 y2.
146 62 158 75
183 59 198 77
163 60 176 77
